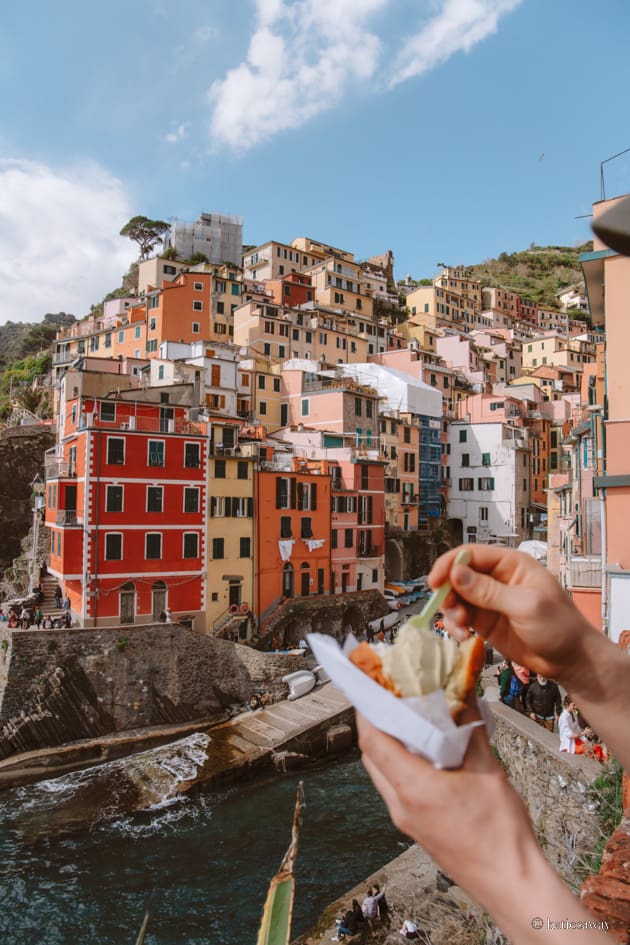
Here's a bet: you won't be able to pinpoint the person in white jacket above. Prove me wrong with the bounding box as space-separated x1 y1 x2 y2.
558 695 586 754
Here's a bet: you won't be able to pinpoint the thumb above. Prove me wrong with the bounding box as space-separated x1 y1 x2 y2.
451 563 524 619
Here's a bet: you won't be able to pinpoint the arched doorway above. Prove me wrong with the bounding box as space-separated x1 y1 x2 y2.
282 563 294 598
152 580 166 620
120 582 136 624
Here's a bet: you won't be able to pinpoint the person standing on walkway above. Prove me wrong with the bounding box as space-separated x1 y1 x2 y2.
54 585 62 608
525 673 562 731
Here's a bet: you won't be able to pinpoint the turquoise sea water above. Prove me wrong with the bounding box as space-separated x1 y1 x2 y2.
0 753 410 944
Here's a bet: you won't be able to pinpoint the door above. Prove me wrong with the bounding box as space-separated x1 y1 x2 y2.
300 568 310 597
228 582 241 607
152 581 166 620
159 406 174 433
341 572 348 594
282 564 294 598
120 584 135 624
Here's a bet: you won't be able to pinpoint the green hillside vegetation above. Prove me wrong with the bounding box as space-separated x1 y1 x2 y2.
0 313 75 374
469 241 594 311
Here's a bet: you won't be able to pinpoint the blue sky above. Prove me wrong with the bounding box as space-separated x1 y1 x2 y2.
1 0 629 324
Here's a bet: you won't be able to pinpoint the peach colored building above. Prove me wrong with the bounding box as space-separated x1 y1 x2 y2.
581 194 630 642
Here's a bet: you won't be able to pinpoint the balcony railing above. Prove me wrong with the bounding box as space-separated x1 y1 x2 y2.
56 510 79 525
77 415 203 436
569 555 602 589
45 460 76 480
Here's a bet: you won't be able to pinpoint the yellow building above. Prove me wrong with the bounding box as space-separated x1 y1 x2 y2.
206 420 255 638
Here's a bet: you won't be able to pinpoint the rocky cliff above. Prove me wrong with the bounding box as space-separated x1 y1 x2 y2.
0 425 54 591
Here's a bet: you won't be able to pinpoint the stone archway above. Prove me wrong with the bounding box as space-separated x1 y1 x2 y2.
385 538 404 581
341 604 363 633
447 518 463 546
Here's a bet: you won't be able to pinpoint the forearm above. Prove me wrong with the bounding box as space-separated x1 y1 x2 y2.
561 632 630 767
473 835 609 943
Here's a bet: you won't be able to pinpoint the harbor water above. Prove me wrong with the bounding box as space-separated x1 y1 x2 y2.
0 748 410 944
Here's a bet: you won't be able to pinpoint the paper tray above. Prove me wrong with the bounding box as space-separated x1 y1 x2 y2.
307 632 493 769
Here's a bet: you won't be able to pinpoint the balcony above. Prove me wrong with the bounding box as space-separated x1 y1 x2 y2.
45 460 76 480
358 545 383 559
56 510 79 525
77 414 203 436
569 555 602 589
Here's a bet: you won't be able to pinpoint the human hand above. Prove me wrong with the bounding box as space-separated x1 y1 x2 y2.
428 545 599 690
357 711 608 942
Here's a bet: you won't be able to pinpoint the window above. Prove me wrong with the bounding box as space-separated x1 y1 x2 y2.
237 461 248 480
278 345 286 358
258 375 266 390
461 453 470 467
105 533 122 560
482 452 491 466
217 301 225 315
185 443 200 468
240 536 251 558
158 365 164 380
331 529 338 549
148 440 165 466
301 399 309 417
459 477 474 491
192 322 200 333
107 437 125 465
344 528 353 548
193 300 203 311
145 533 162 559
106 485 123 512
263 343 271 356
183 533 199 558
297 482 317 510
164 265 176 275
210 496 225 517
403 427 411 443
478 477 495 491
100 402 116 422
215 459 226 478
259 402 267 415
280 516 292 538
135 326 141 339
459 429 467 443
273 378 280 392
194 281 204 291
147 486 163 513
184 487 200 513
355 398 362 417
276 477 294 509
480 506 488 522
212 537 224 559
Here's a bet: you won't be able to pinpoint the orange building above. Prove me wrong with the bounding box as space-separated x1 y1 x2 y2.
255 460 331 617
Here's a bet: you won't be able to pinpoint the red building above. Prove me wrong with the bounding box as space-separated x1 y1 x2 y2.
45 382 207 629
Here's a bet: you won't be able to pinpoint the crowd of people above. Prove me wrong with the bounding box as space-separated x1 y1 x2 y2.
495 656 608 761
0 584 72 630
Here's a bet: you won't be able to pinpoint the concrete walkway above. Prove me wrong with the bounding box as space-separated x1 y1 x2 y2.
0 681 353 792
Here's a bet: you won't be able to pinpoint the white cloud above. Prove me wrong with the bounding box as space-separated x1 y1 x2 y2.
165 123 187 143
207 0 522 152
0 159 136 325
389 0 523 87
208 0 388 152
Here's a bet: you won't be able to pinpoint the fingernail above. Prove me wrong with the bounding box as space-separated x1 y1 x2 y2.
454 565 473 587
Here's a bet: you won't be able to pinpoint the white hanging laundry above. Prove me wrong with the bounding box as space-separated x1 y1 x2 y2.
278 540 295 561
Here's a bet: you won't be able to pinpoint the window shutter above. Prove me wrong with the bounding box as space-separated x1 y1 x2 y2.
311 482 317 510
297 482 304 510
276 478 283 509
290 477 297 510
225 497 232 517
247 497 254 517
210 496 216 517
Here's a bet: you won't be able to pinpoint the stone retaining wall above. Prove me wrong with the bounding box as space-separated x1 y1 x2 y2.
490 701 603 891
0 622 307 759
